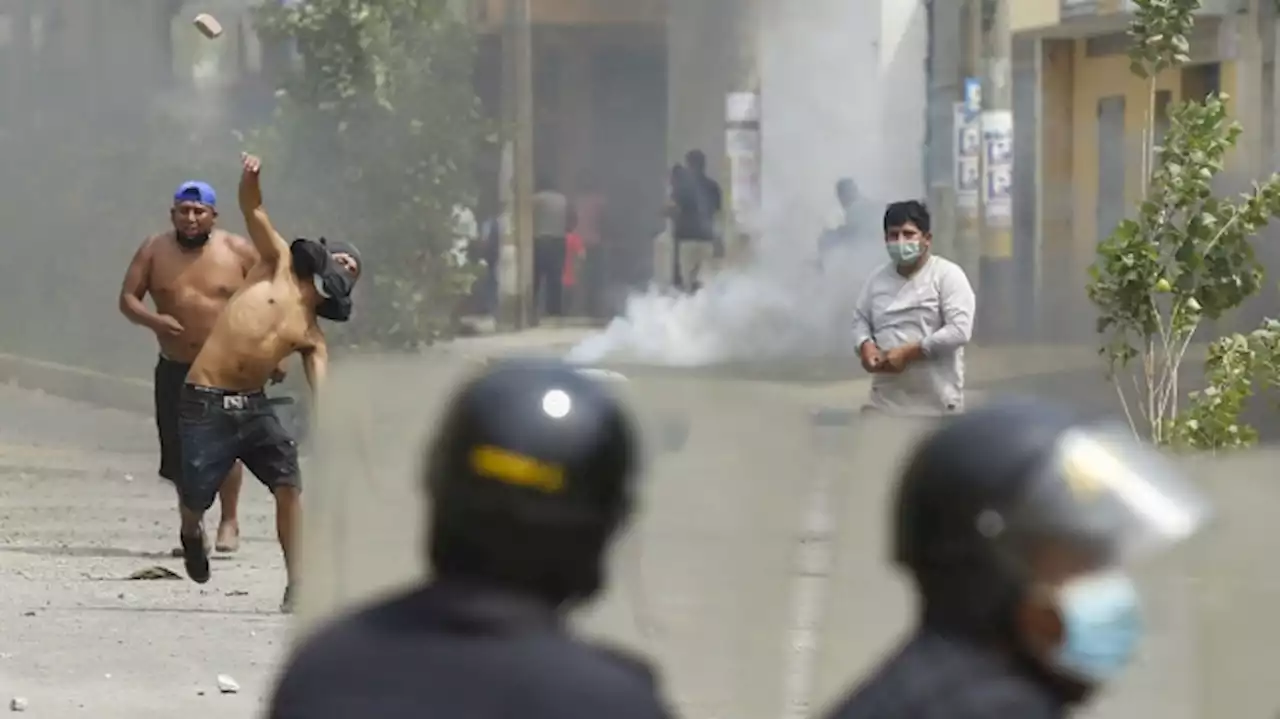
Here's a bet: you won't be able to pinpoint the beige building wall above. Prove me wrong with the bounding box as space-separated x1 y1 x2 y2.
1027 7 1252 337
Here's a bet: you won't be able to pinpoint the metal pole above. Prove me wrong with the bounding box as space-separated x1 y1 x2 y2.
498 0 535 330
725 0 761 267
981 0 1015 340
512 0 535 329
959 0 983 298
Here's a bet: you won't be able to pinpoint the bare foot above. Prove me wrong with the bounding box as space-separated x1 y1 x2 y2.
215 520 240 554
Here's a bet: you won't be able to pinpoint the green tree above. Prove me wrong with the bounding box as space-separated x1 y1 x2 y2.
252 0 488 349
1086 0 1280 448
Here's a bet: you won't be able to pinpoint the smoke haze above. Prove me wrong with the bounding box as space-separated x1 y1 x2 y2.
567 232 889 365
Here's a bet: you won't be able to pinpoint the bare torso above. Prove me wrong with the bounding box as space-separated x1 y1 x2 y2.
187 263 321 391
148 230 256 363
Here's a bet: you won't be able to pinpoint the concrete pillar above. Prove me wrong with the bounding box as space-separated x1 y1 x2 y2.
667 0 928 261
666 0 754 174
757 0 927 258
928 0 966 262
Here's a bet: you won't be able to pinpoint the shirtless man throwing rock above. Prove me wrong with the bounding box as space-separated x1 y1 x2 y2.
119 181 257 555
177 153 361 612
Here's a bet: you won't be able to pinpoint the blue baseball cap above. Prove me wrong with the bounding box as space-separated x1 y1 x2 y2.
174 181 216 208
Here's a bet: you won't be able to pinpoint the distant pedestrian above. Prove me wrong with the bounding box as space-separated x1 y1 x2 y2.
819 177 879 268
533 175 573 318
670 149 722 292
572 170 608 316
563 229 586 316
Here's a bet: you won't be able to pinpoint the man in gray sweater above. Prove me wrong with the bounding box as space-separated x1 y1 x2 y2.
852 200 976 415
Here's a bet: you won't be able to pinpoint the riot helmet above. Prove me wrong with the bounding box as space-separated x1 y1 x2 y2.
424 358 641 606
892 398 1209 688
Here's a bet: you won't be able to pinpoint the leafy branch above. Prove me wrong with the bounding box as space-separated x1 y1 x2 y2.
251 0 489 349
1087 0 1280 446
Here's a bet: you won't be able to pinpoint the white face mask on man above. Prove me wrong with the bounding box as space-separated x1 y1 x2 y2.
886 239 923 265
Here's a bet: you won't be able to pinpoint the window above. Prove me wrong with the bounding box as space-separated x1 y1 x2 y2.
1154 90 1172 147
1097 95 1126 244
1181 63 1221 102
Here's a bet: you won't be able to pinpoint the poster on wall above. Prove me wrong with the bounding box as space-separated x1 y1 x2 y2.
953 102 980 211
726 92 762 236
982 110 1013 225
726 92 761 124
726 128 761 234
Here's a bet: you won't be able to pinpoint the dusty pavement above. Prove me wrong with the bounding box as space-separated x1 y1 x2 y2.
0 384 288 718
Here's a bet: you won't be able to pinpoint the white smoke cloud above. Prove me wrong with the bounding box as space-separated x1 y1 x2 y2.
565 0 926 367
565 232 888 366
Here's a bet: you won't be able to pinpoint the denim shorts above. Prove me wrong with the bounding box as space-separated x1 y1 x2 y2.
177 384 300 512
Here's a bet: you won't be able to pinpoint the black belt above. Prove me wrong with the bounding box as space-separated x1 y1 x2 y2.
184 384 296 409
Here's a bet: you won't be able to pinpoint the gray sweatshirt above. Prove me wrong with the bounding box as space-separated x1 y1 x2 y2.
851 254 976 414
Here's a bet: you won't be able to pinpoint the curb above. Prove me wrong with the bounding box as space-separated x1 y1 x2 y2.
0 352 150 415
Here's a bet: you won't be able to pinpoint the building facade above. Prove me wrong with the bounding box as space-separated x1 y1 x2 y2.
477 0 929 287
1005 0 1271 338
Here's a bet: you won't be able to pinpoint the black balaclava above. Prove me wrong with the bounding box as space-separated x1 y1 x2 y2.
290 238 362 322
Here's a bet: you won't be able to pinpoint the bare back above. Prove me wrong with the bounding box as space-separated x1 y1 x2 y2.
187 249 322 392
147 230 256 362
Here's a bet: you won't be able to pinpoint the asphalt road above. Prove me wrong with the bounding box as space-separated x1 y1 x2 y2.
0 384 288 718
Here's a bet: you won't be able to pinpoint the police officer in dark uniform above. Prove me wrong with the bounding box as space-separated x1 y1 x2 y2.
819 399 1210 719
267 359 674 719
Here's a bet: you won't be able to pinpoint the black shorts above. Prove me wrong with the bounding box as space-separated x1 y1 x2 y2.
154 356 191 482
177 384 301 513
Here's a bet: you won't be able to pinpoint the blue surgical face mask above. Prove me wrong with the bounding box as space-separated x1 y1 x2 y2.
1051 570 1144 683
886 240 923 265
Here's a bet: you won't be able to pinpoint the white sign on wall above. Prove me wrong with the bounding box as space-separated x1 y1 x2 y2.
953 102 980 211
982 110 1013 224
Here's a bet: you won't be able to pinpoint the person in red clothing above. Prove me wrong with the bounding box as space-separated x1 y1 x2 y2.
572 170 607 316
562 230 586 316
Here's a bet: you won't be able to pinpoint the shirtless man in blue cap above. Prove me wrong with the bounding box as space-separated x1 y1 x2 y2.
119 180 263 556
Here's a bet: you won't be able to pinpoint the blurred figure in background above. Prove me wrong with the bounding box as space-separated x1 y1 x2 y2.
476 199 506 318
572 169 608 318
818 177 879 270
820 399 1209 718
827 177 878 234
532 175 574 319
451 203 479 269
563 227 587 317
268 359 675 719
853 200 975 415
118 181 254 558
654 164 687 289
670 149 722 292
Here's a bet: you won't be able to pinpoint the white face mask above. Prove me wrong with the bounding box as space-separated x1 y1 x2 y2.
886 240 923 265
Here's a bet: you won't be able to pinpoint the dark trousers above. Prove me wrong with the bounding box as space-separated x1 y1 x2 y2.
534 235 566 317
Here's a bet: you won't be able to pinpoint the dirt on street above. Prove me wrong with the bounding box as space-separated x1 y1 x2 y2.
0 384 289 718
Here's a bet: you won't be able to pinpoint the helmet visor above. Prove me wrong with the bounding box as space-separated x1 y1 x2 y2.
995 424 1211 572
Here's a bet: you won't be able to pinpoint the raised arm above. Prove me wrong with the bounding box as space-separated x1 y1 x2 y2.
239 153 290 266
